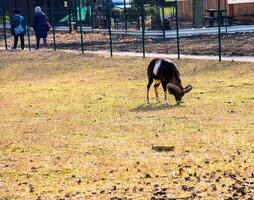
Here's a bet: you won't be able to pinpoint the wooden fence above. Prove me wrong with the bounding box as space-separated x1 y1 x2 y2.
178 0 254 20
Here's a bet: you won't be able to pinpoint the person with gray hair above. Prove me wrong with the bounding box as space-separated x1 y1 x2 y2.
32 6 51 49
35 6 41 13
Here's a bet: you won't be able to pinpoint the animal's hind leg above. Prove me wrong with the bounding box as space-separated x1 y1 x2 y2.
147 79 153 104
154 82 161 103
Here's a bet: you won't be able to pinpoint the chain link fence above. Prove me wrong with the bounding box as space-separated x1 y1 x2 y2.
1 0 254 60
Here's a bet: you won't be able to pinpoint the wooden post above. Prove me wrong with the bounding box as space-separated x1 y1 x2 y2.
192 0 204 28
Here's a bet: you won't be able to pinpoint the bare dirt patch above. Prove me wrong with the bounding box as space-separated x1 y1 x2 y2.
1 31 254 56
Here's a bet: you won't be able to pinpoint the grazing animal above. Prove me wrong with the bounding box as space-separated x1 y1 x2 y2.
147 58 192 105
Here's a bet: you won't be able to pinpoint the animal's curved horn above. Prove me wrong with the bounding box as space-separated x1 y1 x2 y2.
183 85 193 94
166 83 182 94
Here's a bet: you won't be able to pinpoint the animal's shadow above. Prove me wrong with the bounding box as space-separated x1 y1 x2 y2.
130 102 185 112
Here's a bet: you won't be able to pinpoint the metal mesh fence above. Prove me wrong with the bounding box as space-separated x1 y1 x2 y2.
112 0 144 55
1 0 254 59
220 3 254 57
177 0 220 56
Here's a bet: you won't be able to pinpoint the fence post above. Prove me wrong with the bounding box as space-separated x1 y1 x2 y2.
90 0 94 30
161 0 166 39
0 0 2 47
175 0 180 59
74 0 78 31
141 0 145 58
217 0 222 62
78 0 84 53
50 0 56 50
68 0 72 33
123 0 127 32
25 0 31 50
107 0 113 57
1 0 7 50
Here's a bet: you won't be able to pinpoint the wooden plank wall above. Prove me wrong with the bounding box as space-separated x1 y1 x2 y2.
229 3 254 16
178 1 192 20
177 0 254 19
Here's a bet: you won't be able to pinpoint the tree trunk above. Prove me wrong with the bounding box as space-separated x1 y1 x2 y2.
151 13 162 30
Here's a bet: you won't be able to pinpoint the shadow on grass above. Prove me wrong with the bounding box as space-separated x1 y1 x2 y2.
130 103 182 112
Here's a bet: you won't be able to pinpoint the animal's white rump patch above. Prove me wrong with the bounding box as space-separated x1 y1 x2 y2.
153 59 162 76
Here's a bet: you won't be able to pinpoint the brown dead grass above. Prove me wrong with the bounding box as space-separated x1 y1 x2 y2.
0 50 254 200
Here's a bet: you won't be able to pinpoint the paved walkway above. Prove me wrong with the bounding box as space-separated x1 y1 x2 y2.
62 49 254 63
1 47 254 63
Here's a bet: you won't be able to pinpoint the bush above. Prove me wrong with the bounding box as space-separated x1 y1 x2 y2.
0 15 10 23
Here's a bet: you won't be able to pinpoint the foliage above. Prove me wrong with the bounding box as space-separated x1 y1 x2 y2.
0 15 10 23
112 7 123 19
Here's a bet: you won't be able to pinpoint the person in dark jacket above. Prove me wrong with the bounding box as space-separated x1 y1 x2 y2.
32 7 50 49
11 9 26 50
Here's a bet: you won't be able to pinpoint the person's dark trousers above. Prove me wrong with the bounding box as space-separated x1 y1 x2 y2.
36 37 47 49
13 35 25 50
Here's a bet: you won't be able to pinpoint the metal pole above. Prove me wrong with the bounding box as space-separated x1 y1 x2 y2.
0 0 2 48
74 0 78 31
1 0 7 50
78 0 84 53
224 0 227 35
50 0 56 50
161 0 166 39
218 0 222 61
68 0 72 33
123 0 127 32
90 0 94 30
141 0 145 58
26 0 31 50
107 0 113 57
175 0 180 59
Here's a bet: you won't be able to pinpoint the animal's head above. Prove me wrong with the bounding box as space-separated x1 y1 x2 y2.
167 83 193 105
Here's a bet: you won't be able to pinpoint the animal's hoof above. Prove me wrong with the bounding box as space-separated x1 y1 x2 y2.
164 103 169 107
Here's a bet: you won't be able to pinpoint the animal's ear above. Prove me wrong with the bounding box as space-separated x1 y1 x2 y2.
183 85 193 94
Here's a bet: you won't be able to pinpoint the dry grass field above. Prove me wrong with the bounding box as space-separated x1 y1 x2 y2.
0 50 254 200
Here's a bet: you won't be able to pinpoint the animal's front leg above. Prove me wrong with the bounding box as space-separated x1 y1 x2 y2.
164 90 169 106
162 83 169 106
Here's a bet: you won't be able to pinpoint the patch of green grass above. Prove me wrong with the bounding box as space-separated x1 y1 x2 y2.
0 50 254 199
